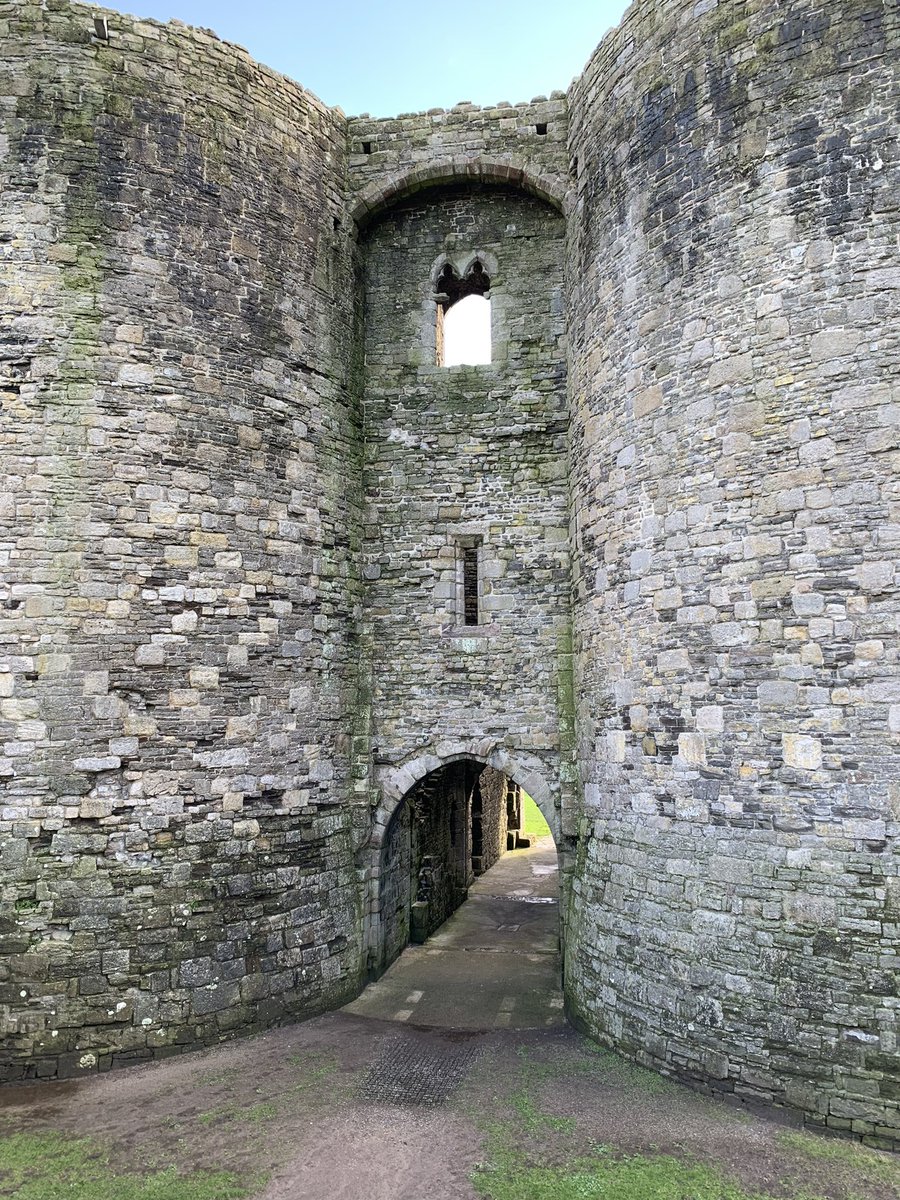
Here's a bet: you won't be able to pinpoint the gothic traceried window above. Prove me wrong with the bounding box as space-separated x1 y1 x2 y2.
435 260 491 367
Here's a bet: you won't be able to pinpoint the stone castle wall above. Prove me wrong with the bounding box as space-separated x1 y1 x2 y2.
475 766 512 876
357 181 571 811
1 0 898 1145
343 95 579 973
1 0 363 1078
347 94 570 223
565 0 899 1145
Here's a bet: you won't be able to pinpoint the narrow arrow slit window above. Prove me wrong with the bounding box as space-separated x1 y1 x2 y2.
462 546 480 626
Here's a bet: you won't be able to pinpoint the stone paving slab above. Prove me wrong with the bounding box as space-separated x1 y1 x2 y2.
344 840 564 1030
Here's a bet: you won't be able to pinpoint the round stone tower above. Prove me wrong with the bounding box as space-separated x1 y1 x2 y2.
565 0 898 1145
1 0 365 1075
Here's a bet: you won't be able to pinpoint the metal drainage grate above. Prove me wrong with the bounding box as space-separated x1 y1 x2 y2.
360 1034 483 1106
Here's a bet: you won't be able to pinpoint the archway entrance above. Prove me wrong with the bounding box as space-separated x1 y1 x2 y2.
346 758 564 1030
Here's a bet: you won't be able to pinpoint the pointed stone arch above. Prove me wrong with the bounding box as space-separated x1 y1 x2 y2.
362 741 565 976
372 741 559 847
350 155 574 231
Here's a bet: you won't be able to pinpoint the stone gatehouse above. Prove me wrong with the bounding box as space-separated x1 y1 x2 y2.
1 0 898 1148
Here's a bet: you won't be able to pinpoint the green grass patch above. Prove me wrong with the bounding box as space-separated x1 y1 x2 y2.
198 1050 346 1127
198 1100 278 1126
472 1151 829 1200
288 1049 338 1088
465 1047 781 1200
196 1065 243 1087
288 1049 353 1105
512 1039 679 1098
578 1040 681 1097
778 1129 900 1186
0 1132 248 1200
521 793 551 839
509 1088 576 1138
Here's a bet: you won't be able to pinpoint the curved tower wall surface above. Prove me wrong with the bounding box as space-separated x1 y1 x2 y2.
566 0 899 1143
1 0 363 1077
1 0 898 1145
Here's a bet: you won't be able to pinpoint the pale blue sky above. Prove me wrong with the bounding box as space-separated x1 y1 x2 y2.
122 1 632 116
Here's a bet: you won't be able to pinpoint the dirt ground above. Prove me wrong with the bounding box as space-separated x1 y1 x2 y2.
2 1013 899 1200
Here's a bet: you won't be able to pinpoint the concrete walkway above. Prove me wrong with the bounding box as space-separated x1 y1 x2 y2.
343 835 564 1030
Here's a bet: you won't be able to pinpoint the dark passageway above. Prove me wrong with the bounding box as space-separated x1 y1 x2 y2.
375 760 533 973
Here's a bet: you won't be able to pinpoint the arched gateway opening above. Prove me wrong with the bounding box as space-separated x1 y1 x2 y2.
347 757 564 1030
